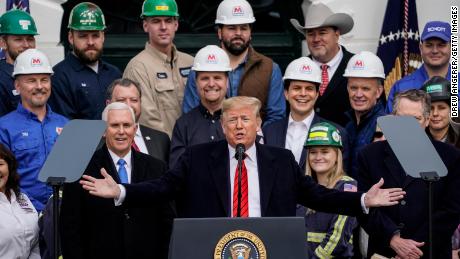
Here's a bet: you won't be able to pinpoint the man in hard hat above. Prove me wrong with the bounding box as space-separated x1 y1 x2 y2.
0 10 38 116
170 45 230 168
106 78 171 164
290 2 357 127
263 57 350 171
49 2 121 120
422 76 459 146
123 0 193 137
386 21 456 112
182 0 285 126
358 89 460 258
343 51 386 178
0 49 68 212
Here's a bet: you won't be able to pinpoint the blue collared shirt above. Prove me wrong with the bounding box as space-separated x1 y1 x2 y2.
49 53 121 120
0 104 68 212
182 60 285 126
0 60 20 117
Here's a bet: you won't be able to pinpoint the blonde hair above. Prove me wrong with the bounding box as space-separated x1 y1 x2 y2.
306 147 346 189
222 96 262 119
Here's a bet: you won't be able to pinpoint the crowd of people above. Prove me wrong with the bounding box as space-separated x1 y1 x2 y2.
0 0 458 258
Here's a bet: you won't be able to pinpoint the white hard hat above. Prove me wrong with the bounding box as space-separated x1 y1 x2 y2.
192 45 232 72
215 0 255 25
343 51 385 79
13 49 53 77
283 57 322 84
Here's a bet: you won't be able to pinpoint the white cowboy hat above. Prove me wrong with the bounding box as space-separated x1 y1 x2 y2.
290 3 354 36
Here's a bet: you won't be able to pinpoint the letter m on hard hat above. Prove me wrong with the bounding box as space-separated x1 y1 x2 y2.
207 54 217 64
233 6 244 16
31 58 41 66
354 60 364 69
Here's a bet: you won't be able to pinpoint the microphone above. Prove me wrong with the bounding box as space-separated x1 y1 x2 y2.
235 143 245 217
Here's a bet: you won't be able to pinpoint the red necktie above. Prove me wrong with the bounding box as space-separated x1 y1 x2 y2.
319 64 329 96
132 141 140 152
233 160 248 217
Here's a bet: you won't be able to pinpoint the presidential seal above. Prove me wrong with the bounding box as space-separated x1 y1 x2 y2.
214 230 267 259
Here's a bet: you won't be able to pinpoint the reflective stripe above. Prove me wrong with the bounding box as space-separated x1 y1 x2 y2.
307 232 326 243
315 215 348 258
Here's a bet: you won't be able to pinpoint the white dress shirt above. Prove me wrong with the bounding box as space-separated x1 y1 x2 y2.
0 191 40 259
312 46 344 81
108 149 133 184
285 112 315 163
228 144 261 217
134 124 149 154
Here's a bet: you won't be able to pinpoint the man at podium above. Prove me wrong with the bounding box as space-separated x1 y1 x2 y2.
80 96 404 219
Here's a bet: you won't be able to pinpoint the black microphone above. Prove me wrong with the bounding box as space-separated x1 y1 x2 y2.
235 143 245 217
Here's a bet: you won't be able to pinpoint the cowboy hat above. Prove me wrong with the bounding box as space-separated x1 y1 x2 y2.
290 3 354 36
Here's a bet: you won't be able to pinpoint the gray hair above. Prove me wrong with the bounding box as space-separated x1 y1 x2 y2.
101 102 136 122
392 89 431 119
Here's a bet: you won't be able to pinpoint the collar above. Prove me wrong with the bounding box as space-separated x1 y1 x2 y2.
135 123 142 138
67 52 106 72
346 100 385 127
228 142 257 162
312 45 343 67
16 103 54 121
198 102 222 120
145 42 178 64
288 111 315 128
107 148 132 169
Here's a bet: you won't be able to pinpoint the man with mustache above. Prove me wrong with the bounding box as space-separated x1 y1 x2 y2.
182 0 285 126
123 0 193 137
0 10 38 116
49 2 121 120
0 49 68 212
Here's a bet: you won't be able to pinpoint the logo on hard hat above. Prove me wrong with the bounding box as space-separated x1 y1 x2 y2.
18 20 31 30
207 54 218 64
353 60 364 70
155 5 169 11
31 58 42 67
299 64 312 74
427 27 446 32
232 6 244 16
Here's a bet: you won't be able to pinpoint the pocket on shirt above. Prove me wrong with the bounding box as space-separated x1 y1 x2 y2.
13 139 41 166
154 80 180 110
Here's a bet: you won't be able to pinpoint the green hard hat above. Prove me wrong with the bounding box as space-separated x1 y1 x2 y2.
0 9 38 35
422 76 451 103
305 122 343 148
141 0 179 18
68 2 106 31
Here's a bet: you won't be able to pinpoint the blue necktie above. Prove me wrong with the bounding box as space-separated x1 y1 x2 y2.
117 159 129 184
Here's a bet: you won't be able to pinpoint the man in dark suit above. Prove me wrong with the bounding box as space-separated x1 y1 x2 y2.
358 89 460 258
290 2 355 126
60 102 174 259
81 97 404 220
263 57 350 171
106 78 170 164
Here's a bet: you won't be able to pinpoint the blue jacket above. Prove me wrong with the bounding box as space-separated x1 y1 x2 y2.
345 101 386 178
297 176 357 259
386 65 456 113
49 53 121 120
0 104 68 212
0 60 20 116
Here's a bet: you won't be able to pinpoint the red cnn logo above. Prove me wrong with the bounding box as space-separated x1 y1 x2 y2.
32 58 41 65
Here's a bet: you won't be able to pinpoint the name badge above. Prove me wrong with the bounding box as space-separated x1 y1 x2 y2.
179 67 191 77
12 90 20 96
157 72 168 79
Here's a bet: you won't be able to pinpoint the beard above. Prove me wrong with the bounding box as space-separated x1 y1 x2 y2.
73 46 102 65
222 37 251 56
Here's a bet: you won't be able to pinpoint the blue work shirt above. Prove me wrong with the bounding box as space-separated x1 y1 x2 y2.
49 53 121 120
182 61 285 125
386 65 456 113
0 104 68 212
345 101 386 178
0 60 20 117
170 103 225 169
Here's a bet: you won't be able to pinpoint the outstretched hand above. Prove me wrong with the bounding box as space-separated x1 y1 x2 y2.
80 168 121 199
364 178 405 207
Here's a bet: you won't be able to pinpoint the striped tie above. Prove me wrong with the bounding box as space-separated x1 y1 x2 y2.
233 160 248 217
319 64 329 96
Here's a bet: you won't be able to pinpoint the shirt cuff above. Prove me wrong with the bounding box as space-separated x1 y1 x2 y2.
360 193 369 214
114 184 126 206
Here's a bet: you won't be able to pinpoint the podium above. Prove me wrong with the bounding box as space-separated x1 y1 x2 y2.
168 217 307 259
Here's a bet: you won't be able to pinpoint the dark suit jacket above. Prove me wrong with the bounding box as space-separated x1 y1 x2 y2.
123 140 363 218
262 114 350 172
139 124 170 164
60 145 175 259
357 140 460 258
313 46 353 126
